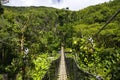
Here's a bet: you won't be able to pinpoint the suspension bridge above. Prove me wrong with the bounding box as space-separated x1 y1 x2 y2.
57 45 67 80
1 8 120 80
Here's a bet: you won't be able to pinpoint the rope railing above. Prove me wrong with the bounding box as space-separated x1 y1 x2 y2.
94 9 120 37
73 54 103 80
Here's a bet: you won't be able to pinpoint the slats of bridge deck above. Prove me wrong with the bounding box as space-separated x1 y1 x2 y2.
58 46 67 80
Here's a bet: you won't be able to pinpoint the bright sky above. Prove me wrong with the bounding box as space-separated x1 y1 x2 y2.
5 0 110 11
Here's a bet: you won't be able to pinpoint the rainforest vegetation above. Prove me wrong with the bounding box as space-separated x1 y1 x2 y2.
0 0 120 79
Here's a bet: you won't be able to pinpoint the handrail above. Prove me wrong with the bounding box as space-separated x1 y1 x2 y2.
94 9 120 37
73 54 103 80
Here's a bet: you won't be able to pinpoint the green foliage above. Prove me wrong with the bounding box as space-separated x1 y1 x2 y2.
28 54 56 80
68 0 120 79
0 0 120 79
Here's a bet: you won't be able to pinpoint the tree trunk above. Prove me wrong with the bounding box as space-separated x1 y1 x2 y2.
3 74 8 80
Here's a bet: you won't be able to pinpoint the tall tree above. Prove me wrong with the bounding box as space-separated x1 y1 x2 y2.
0 0 9 14
0 1 3 15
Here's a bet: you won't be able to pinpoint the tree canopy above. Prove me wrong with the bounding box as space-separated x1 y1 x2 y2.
0 0 120 79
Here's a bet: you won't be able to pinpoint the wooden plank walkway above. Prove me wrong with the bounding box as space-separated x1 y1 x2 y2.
57 46 67 80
